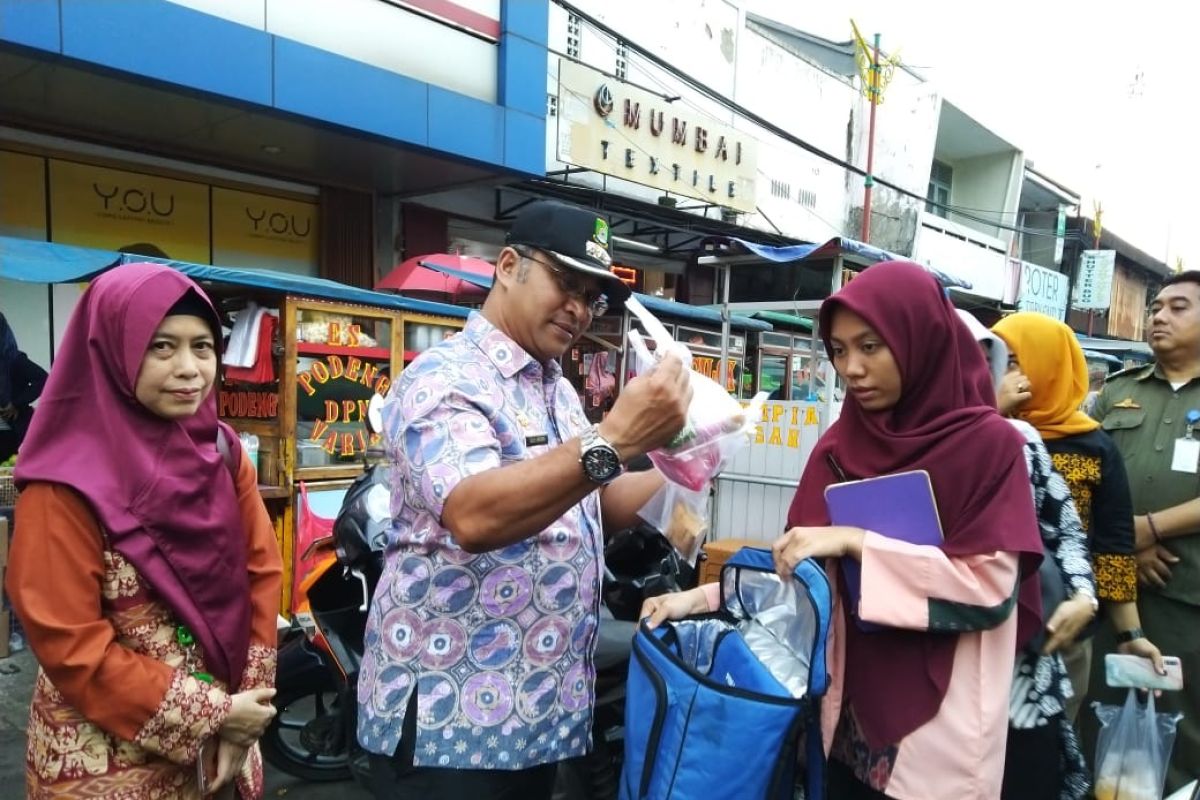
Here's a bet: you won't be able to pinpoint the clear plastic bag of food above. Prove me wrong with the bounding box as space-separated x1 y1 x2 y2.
624 297 766 492
1093 688 1182 800
637 479 710 565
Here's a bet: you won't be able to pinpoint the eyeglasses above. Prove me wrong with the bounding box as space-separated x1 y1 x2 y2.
514 247 610 316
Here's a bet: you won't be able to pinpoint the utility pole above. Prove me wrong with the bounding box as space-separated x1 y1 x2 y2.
861 33 880 244
851 21 898 245
1087 203 1102 336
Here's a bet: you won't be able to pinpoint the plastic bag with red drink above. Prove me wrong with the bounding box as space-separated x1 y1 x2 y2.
624 296 765 493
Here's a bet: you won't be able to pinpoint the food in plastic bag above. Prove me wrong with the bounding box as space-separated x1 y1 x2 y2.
638 480 709 564
1093 688 1183 800
624 296 767 492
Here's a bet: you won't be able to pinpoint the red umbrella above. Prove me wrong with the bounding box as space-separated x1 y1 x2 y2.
376 253 493 300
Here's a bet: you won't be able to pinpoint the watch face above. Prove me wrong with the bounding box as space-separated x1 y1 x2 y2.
583 446 620 480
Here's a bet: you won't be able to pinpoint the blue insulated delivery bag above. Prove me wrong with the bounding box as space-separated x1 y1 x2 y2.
620 547 832 800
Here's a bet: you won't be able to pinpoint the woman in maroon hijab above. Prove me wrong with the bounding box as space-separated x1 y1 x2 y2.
6 263 282 798
644 262 1043 800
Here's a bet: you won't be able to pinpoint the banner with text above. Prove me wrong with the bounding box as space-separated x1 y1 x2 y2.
1017 261 1069 321
49 159 210 263
1072 250 1116 311
212 187 318 276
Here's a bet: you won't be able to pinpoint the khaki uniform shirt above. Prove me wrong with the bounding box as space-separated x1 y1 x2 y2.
1092 363 1200 606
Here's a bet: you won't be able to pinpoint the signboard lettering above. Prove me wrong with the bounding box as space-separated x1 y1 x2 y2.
219 388 280 420
297 354 389 457
212 187 318 275
49 159 210 262
1073 250 1116 310
1017 261 1069 321
557 60 757 213
753 401 820 448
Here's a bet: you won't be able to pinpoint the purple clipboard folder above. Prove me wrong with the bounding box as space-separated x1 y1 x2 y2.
824 470 944 632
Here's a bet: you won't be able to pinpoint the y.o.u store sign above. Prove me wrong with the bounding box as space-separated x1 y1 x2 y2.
0 149 318 274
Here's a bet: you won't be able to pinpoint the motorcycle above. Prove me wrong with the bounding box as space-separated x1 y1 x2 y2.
264 399 696 797
262 397 389 785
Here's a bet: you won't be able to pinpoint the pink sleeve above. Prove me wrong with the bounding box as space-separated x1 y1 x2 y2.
857 532 1020 631
701 581 722 612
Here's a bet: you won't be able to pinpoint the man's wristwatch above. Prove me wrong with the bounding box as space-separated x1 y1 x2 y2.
1115 627 1145 644
580 425 623 485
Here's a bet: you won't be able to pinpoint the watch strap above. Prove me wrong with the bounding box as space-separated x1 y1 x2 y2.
1115 627 1145 644
580 425 622 483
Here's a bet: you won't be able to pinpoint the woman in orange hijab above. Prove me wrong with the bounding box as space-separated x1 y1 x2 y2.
993 312 1163 721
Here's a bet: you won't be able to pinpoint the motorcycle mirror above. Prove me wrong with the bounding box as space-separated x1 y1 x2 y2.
366 393 385 435
301 534 337 562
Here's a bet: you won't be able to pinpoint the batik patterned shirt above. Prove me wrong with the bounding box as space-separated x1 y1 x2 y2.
357 312 603 770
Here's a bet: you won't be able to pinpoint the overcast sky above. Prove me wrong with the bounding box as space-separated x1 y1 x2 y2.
745 0 1195 268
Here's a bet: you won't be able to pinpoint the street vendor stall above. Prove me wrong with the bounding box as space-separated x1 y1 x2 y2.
617 294 767 399
692 236 973 543
0 236 467 613
415 258 774 420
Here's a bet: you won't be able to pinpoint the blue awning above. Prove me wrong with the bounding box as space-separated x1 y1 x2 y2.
0 236 119 282
709 236 974 291
0 237 469 318
1081 349 1122 366
634 293 770 332
419 257 771 332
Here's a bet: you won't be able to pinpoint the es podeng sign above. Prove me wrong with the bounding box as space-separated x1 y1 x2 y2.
297 351 390 457
556 60 757 213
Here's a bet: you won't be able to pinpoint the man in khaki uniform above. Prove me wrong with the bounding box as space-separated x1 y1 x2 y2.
1090 271 1200 792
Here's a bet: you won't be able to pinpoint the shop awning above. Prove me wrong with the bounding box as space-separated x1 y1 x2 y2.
1075 334 1153 358
750 310 814 332
636 294 770 332
705 236 974 290
0 237 469 319
1081 349 1122 366
417 257 772 332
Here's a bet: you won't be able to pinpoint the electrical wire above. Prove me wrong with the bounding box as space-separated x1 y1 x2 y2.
554 0 1073 240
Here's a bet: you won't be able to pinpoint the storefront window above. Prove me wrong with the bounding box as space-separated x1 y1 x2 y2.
758 353 788 400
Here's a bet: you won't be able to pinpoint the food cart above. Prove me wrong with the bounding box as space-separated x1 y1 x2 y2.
0 236 467 613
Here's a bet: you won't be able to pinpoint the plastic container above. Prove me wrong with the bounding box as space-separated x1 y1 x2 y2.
239 432 260 473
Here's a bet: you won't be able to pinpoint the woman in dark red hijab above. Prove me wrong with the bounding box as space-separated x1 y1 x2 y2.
773 261 1043 799
7 263 282 799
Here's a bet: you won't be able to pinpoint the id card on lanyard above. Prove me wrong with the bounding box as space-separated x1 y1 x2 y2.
1171 409 1200 474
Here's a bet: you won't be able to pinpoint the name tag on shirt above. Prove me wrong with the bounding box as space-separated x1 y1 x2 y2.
1172 438 1200 473
525 434 549 447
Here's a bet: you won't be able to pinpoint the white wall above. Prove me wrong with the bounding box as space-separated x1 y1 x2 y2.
165 0 499 102
0 281 85 369
948 151 1023 243
845 72 941 254
734 24 854 243
565 0 740 105
914 210 1008 299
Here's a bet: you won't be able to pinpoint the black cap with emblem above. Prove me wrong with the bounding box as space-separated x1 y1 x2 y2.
506 200 632 309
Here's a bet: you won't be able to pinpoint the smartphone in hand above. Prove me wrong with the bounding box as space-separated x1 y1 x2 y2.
196 739 236 799
1105 653 1184 691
